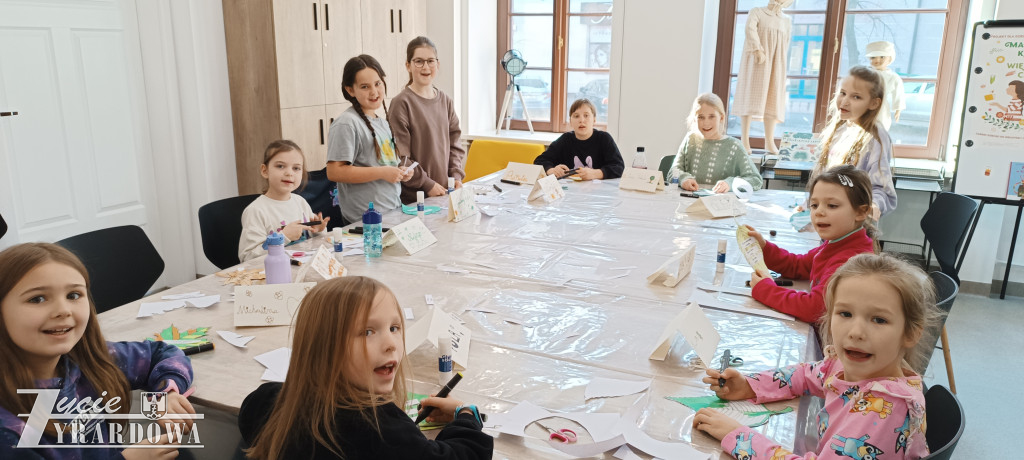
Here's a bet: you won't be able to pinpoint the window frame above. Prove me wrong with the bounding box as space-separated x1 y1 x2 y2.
497 0 612 133
712 0 971 160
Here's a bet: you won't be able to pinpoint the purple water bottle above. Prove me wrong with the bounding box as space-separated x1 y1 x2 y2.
263 232 291 284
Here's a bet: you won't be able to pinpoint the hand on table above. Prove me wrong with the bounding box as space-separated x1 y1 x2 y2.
546 165 570 177
577 167 603 181
680 178 699 191
692 408 744 441
713 180 731 193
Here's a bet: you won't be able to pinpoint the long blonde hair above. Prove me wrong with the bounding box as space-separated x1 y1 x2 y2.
246 277 409 459
814 66 885 174
686 92 728 141
821 253 942 373
0 243 130 436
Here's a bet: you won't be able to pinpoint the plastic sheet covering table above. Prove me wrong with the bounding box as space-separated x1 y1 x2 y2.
99 173 823 459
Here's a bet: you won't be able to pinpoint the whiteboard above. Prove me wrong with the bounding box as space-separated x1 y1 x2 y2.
952 21 1024 201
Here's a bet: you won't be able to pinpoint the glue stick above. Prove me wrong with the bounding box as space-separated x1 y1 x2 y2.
438 339 453 386
447 177 455 194
416 191 425 219
716 239 727 273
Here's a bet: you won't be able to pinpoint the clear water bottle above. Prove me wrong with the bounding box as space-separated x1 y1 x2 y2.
263 232 291 284
362 202 383 258
632 147 648 169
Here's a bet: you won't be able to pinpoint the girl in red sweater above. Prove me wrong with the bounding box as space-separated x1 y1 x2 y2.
745 165 876 323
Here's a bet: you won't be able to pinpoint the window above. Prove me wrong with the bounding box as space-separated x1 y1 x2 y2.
498 0 613 133
714 0 970 159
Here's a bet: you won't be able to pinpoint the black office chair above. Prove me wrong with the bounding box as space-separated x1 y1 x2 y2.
922 384 965 460
915 271 958 393
297 167 345 229
198 194 260 270
920 192 979 283
657 155 675 183
0 211 7 240
57 225 164 313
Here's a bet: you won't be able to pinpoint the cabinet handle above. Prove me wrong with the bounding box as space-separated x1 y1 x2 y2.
399 9 403 33
324 3 329 30
313 3 318 30
390 9 394 33
319 119 325 145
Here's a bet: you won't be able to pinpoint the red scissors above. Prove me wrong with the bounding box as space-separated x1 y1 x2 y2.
535 421 577 443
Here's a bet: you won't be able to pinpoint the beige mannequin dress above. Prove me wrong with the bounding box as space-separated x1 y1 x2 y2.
733 6 791 123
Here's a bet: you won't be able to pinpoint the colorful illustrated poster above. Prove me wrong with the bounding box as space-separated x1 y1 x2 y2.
779 132 820 162
955 22 1024 200
1008 162 1024 201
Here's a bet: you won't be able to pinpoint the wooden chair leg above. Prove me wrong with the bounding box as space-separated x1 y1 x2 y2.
940 325 956 394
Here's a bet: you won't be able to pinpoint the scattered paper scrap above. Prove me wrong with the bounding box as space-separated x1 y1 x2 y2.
254 347 290 382
585 377 652 400
216 330 255 348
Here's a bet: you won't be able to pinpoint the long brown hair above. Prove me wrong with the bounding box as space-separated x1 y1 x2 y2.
246 277 409 459
342 55 401 163
260 139 308 193
815 65 885 174
807 165 878 244
405 36 438 87
0 243 130 436
821 253 941 373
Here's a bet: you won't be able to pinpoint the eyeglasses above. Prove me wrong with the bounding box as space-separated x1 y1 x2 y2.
411 58 439 68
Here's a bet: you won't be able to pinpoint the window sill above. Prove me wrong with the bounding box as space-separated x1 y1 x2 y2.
464 130 561 146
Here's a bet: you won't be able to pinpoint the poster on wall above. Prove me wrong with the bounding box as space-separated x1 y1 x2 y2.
953 21 1024 200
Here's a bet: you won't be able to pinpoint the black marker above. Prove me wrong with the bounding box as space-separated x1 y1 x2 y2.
414 372 463 424
493 184 503 193
718 349 731 388
182 342 215 356
299 220 322 227
500 179 523 186
557 168 578 179
680 191 698 198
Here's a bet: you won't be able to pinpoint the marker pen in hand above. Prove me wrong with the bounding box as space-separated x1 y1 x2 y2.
414 372 464 424
718 349 731 387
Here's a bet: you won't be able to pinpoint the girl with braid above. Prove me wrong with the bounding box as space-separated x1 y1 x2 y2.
327 55 414 224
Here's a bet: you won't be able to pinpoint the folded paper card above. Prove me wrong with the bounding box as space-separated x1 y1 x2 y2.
527 174 565 202
308 245 346 280
234 282 315 327
686 193 746 218
646 244 695 287
619 168 665 193
649 301 720 366
384 217 437 255
447 187 479 222
736 225 769 275
404 307 471 368
502 162 545 185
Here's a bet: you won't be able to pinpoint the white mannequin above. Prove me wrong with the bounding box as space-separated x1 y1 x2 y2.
733 0 793 154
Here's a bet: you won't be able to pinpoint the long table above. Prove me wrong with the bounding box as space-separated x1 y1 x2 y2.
99 174 822 459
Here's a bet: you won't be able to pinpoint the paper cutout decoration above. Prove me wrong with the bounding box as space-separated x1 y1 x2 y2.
403 307 472 368
233 282 315 327
585 377 652 400
502 162 546 185
527 174 565 202
646 244 695 287
732 177 754 200
686 193 746 218
736 225 769 275
619 167 665 193
649 301 720 366
216 330 255 348
383 217 438 255
145 325 210 350
308 245 346 280
216 268 266 285
254 347 290 382
447 187 479 222
665 395 793 427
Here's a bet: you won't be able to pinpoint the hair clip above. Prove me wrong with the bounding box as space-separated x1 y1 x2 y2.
837 174 854 187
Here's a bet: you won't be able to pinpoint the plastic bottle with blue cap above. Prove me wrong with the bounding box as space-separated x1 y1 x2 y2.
362 202 383 259
263 232 291 284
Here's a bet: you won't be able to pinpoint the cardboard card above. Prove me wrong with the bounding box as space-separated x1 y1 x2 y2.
404 307 472 368
686 193 746 218
619 167 665 193
502 162 546 185
649 301 720 365
447 187 479 222
645 244 695 287
234 283 316 327
527 174 565 202
736 225 769 275
386 217 437 255
308 245 346 280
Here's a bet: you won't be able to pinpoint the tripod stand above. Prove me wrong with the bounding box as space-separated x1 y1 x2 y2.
495 78 534 134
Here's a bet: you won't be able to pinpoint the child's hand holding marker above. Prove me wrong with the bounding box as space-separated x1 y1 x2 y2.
701 367 754 400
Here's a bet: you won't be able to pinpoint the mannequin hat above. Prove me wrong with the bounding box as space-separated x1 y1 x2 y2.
865 41 895 58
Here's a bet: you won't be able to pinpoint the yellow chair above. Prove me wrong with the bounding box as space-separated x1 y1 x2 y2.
463 140 546 182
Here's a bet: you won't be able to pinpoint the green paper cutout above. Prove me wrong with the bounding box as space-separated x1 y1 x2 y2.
666 395 793 427
405 392 447 431
144 325 211 350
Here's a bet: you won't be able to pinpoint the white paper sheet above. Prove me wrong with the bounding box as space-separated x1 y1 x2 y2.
161 291 203 300
185 294 220 309
585 377 652 400
216 330 255 348
137 300 185 318
254 347 290 382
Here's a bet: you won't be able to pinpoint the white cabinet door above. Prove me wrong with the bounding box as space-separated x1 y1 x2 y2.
281 105 329 170
321 0 363 105
0 0 157 247
360 0 404 95
272 0 327 109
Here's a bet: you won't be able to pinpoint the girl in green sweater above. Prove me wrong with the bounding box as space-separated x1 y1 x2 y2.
671 93 763 193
